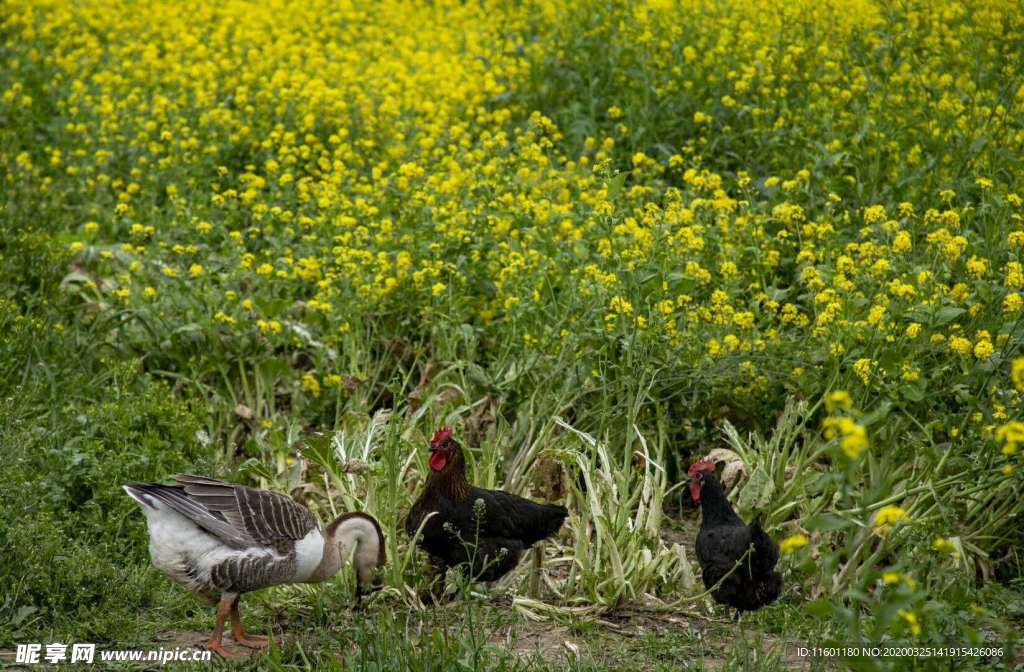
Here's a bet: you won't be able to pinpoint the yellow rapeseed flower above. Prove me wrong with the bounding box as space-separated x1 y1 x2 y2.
853 358 874 385
898 610 922 636
823 415 869 459
874 505 908 533
1012 358 1024 393
780 534 808 554
825 390 852 412
995 421 1024 454
301 373 321 398
974 337 994 360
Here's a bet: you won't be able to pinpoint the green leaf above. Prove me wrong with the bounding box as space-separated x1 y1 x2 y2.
804 513 854 532
301 434 337 472
900 383 925 402
806 598 836 618
606 172 626 201
969 136 989 154
12 605 38 626
736 465 774 512
933 306 965 326
59 271 93 289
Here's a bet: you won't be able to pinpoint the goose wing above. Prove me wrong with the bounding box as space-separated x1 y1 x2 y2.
174 474 319 548
124 481 255 549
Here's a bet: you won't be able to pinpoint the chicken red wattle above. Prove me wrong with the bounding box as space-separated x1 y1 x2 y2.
428 427 454 471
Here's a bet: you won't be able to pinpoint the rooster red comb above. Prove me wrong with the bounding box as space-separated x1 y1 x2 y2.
431 426 454 447
688 459 716 476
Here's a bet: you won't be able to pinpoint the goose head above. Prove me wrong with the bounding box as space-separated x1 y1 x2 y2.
321 512 387 601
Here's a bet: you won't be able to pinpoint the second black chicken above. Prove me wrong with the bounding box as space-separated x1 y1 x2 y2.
689 459 782 612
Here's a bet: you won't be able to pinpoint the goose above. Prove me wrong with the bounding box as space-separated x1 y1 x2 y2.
124 474 386 658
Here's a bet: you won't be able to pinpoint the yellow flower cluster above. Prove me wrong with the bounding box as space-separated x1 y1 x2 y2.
996 422 1024 455
2 0 1023 429
1013 358 1024 394
898 609 922 636
932 537 959 558
779 533 808 554
873 505 908 534
822 392 870 460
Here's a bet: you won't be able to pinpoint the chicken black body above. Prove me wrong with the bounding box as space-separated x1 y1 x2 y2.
691 461 782 612
405 428 567 583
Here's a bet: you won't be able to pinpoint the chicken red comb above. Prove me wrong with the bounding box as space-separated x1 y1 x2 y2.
688 459 716 476
431 426 454 447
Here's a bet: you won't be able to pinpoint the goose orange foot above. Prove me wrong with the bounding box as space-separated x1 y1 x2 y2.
207 641 246 659
233 633 270 650
230 598 271 649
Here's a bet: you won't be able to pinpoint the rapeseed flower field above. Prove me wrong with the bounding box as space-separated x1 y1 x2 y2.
1 0 1023 669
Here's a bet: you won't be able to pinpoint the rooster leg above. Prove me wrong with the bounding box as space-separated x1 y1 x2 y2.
229 596 270 649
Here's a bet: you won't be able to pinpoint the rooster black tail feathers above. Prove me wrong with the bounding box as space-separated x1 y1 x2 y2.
541 503 568 536
525 502 567 544
756 571 784 607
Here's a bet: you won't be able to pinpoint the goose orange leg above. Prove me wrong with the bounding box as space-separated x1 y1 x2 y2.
229 596 270 649
207 594 243 659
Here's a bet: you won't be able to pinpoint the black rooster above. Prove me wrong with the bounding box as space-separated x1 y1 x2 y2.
689 459 782 612
405 427 567 585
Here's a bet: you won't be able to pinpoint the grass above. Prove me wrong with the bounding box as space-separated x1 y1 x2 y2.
3 0 1024 669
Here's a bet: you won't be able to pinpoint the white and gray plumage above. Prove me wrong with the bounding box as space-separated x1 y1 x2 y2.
124 474 386 658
